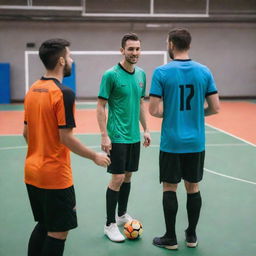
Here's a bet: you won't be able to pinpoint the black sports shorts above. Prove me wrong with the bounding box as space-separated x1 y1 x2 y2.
26 184 78 232
159 150 205 184
107 142 140 174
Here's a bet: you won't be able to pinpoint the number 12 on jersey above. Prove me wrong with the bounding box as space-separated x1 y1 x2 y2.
179 84 194 111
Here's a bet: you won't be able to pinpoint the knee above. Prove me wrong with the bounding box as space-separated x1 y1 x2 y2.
163 182 178 192
184 181 199 194
109 174 125 190
48 231 68 240
124 172 132 183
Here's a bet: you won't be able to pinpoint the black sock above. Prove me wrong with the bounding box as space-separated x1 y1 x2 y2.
106 187 119 226
118 182 131 217
186 191 202 235
28 222 47 256
41 236 65 256
163 191 178 239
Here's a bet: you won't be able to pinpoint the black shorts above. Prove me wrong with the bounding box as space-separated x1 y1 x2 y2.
26 184 78 232
107 142 140 174
159 151 205 184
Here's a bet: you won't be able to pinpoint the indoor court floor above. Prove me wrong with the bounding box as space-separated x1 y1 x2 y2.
0 100 255 256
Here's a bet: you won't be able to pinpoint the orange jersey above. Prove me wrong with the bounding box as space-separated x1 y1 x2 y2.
24 77 76 189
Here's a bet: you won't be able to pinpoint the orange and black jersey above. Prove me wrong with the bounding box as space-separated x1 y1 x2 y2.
24 77 76 189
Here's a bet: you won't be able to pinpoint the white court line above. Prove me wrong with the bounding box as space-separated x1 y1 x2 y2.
0 143 249 151
0 145 100 151
149 143 248 148
0 145 27 150
1 144 255 186
0 130 219 137
206 123 256 147
205 168 256 186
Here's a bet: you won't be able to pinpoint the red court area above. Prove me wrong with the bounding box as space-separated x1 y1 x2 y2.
0 101 255 145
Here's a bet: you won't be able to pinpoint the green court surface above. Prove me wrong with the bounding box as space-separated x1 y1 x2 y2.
0 127 255 256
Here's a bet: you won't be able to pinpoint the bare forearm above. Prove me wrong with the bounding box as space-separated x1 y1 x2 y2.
23 125 28 144
149 101 163 118
61 134 96 161
205 94 220 116
140 102 149 132
97 105 108 136
204 107 217 116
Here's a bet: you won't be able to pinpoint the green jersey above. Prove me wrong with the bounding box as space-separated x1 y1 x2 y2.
98 63 146 143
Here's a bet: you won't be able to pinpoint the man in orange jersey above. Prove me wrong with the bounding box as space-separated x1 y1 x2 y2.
23 38 110 256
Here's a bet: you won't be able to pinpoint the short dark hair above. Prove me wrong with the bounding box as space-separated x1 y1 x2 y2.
121 33 140 48
168 29 191 51
39 38 70 70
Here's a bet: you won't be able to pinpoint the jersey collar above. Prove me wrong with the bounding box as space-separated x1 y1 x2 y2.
173 59 191 62
41 76 61 86
118 63 135 75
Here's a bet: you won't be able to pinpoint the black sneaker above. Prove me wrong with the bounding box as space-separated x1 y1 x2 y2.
185 230 198 248
153 236 178 250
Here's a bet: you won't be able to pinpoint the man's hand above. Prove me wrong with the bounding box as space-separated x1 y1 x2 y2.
143 131 151 147
93 152 111 167
101 134 112 155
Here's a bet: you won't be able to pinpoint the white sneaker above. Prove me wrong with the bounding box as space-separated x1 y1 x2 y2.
116 213 133 226
104 223 125 242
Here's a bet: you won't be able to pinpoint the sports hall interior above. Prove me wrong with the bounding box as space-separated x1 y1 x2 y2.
0 1 255 256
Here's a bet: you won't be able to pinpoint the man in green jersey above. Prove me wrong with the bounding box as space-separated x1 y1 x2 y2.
97 33 151 242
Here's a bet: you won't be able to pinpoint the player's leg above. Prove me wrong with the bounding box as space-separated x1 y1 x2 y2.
107 173 125 225
184 181 201 248
104 143 127 242
116 172 133 225
117 142 140 225
104 174 126 242
26 185 47 256
41 186 77 255
162 182 178 240
153 151 181 250
27 222 47 256
41 231 68 256
182 151 205 248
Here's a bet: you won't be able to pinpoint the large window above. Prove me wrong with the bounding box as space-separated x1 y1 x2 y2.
0 0 255 18
32 0 81 7
85 0 150 14
154 0 207 14
0 0 27 5
210 0 256 14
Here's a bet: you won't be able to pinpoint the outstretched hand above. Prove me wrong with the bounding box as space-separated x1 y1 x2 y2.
94 152 111 167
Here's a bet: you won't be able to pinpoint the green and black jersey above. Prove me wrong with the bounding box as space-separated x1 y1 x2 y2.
98 63 146 143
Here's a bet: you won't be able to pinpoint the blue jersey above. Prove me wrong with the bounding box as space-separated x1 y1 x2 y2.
150 59 217 153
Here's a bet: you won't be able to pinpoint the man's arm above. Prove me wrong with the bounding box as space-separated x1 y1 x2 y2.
96 98 112 154
140 99 151 147
205 93 220 116
149 96 163 118
59 128 110 167
23 124 28 144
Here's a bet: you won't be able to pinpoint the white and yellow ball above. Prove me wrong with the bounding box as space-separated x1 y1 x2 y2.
124 220 143 240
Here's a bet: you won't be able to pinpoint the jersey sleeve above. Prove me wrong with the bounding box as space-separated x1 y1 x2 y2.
55 87 76 129
98 70 114 100
149 68 163 98
205 69 218 97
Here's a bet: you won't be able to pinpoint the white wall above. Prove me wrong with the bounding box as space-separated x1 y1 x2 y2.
0 21 255 100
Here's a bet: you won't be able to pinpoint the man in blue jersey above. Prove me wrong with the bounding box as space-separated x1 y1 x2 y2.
149 28 220 250
97 33 151 242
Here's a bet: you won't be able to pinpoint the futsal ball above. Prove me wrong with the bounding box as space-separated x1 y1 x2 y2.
124 220 143 240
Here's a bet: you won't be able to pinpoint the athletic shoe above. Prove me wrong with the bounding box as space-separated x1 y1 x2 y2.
116 213 133 226
152 236 178 250
185 230 198 248
104 223 125 242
